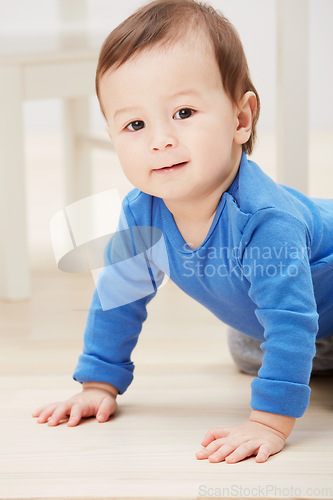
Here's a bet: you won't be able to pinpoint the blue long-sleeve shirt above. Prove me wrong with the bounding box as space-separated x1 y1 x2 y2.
73 152 333 418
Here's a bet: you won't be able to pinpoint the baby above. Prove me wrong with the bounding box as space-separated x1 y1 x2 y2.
33 0 333 464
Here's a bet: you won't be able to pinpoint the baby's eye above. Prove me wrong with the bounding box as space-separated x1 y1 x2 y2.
174 108 195 120
126 120 145 131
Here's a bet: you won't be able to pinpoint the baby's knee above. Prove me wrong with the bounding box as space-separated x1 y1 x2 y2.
227 327 263 375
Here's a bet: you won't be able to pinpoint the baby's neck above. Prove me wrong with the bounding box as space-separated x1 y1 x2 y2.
164 192 222 250
174 213 217 249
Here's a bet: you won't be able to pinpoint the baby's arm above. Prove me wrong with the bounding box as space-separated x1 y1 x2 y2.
32 382 118 426
196 410 295 463
196 211 316 463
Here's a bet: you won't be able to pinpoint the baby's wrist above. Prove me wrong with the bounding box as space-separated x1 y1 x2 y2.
82 381 119 398
249 409 296 440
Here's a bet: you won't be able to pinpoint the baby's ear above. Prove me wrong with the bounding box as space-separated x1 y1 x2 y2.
234 91 257 145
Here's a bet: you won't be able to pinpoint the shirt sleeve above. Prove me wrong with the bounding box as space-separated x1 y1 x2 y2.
73 197 165 394
238 208 319 417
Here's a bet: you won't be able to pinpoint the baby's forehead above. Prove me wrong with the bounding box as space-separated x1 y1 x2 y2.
117 28 214 72
104 35 217 91
117 33 219 80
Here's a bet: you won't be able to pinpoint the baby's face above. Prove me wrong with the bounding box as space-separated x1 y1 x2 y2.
100 35 242 205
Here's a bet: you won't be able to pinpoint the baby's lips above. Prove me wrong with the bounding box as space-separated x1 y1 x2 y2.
153 160 189 170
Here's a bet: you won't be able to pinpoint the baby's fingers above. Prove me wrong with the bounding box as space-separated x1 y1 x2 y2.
67 403 83 427
47 403 71 426
34 404 59 424
32 403 57 418
255 443 272 463
96 396 117 423
225 440 261 464
201 427 230 446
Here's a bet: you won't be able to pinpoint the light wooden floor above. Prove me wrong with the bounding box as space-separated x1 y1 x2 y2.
1 271 333 499
0 130 332 499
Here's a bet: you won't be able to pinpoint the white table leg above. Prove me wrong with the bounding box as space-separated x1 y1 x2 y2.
277 0 309 194
62 97 92 205
0 66 30 300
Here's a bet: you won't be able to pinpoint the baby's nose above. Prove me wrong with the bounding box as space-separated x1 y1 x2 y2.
152 141 174 151
150 128 178 151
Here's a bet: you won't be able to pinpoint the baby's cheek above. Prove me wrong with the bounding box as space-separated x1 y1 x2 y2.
121 159 146 189
121 162 137 182
119 143 139 164
117 150 135 173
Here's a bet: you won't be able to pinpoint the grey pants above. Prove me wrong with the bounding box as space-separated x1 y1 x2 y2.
227 327 333 376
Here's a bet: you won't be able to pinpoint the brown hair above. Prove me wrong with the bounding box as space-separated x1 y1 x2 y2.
96 0 260 154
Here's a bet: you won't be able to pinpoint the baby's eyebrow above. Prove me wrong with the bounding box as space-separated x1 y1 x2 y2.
113 106 140 120
170 88 202 99
113 89 202 120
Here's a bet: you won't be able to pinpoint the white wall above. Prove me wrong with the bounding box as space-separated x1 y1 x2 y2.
0 0 332 131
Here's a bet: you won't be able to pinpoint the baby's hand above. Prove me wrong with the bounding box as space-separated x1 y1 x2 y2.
196 420 286 464
32 382 118 427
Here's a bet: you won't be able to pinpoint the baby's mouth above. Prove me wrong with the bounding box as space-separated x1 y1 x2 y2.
153 161 188 172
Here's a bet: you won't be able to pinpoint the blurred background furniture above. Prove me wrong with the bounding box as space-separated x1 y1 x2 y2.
0 0 113 301
277 0 309 194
